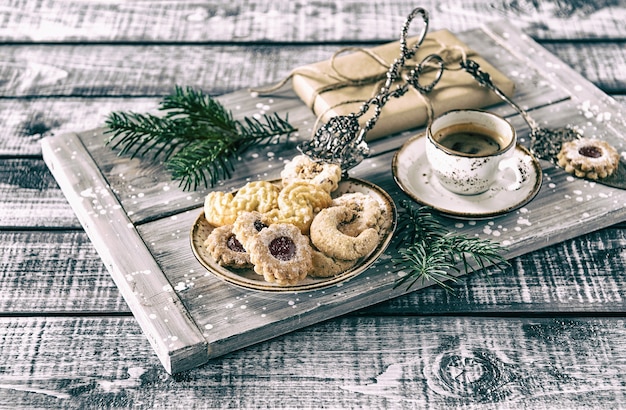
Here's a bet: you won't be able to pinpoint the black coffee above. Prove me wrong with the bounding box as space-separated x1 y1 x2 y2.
436 124 502 156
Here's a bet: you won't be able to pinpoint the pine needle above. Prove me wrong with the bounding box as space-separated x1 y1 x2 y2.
393 200 510 293
104 85 297 190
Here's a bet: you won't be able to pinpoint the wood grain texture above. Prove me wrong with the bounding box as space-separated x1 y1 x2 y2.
3 0 626 405
1 42 626 99
0 98 160 156
42 133 209 374
379 227 626 314
0 158 81 229
39 22 626 374
2 225 626 316
0 231 126 314
1 0 625 43
1 315 626 408
2 95 625 158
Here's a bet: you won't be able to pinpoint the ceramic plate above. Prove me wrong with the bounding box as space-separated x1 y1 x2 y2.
191 178 397 292
392 133 542 219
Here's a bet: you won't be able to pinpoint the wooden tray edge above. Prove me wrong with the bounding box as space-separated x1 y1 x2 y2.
42 132 208 374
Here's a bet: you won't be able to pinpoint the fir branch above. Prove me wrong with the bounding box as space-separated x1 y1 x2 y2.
104 85 297 190
393 200 510 293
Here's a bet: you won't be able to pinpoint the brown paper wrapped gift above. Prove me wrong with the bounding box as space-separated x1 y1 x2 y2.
291 29 515 140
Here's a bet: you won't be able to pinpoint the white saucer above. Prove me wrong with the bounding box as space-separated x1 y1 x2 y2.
392 133 543 219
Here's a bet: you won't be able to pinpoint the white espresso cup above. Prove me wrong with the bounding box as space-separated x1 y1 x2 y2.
425 109 523 195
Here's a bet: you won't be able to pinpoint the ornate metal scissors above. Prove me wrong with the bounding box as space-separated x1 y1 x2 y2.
297 7 445 173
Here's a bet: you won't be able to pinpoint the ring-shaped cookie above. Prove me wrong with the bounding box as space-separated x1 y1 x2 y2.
247 223 313 286
281 155 342 193
309 249 358 278
310 205 380 261
331 192 383 237
557 138 621 179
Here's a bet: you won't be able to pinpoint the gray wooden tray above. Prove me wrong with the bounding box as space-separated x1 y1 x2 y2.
41 21 626 374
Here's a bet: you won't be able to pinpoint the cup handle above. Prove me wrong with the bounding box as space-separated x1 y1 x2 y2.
498 156 525 191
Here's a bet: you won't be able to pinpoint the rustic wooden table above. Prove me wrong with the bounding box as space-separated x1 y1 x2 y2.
3 1 626 408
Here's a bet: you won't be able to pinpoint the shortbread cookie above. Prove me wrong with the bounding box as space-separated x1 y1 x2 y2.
247 223 313 286
204 180 279 226
281 154 342 193
204 225 252 268
557 138 620 179
310 205 380 261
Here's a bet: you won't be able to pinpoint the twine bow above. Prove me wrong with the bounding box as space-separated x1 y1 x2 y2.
250 35 475 128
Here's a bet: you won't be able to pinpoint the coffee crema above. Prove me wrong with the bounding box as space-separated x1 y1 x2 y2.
435 124 503 156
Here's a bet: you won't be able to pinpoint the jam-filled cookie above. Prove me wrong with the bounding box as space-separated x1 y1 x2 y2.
310 205 380 261
232 211 270 250
557 138 621 179
247 223 313 286
204 224 252 269
280 154 342 193
204 180 279 227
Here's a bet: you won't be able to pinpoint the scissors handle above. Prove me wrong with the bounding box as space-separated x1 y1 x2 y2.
407 53 445 94
400 7 430 60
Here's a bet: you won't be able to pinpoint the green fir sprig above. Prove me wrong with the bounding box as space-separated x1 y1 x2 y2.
393 201 510 293
104 86 297 191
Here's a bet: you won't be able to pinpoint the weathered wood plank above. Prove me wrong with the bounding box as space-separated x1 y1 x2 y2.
538 41 626 93
377 227 626 314
3 222 626 315
0 98 160 156
0 158 80 229
2 227 626 316
1 0 625 43
1 315 626 408
2 94 625 158
0 44 351 97
42 133 209 374
0 231 125 313
0 41 625 99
